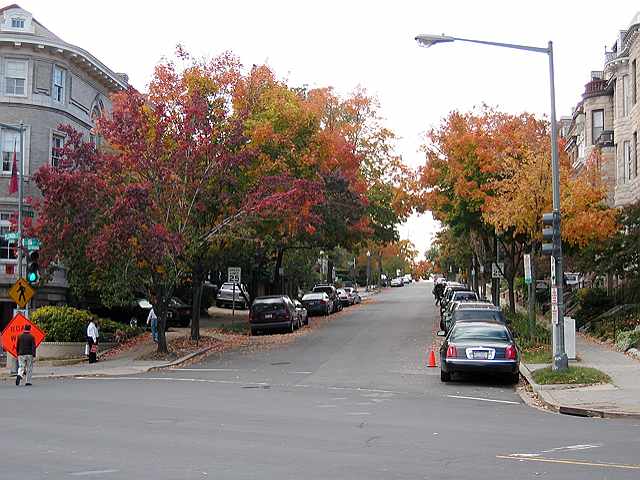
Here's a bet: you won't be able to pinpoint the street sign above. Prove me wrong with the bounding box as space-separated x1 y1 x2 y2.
8 277 35 308
1 312 45 358
523 254 532 284
2 232 18 242
23 238 41 250
227 267 241 284
551 304 559 325
492 262 504 279
550 256 556 285
550 287 558 305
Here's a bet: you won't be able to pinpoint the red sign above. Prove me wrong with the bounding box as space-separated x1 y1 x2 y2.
1 313 45 358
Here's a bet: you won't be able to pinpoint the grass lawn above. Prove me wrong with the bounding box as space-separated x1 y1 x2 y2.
215 322 250 334
522 345 552 364
532 366 611 385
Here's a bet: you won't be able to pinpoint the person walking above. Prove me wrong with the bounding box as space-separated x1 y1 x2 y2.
147 307 158 343
86 319 99 364
15 324 36 386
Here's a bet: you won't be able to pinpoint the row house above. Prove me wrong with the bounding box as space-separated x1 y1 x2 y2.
0 4 127 328
563 12 640 208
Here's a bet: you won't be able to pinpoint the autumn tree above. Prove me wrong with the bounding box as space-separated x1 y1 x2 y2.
33 51 322 352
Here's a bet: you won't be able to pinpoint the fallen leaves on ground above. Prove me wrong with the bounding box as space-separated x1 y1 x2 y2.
99 332 153 360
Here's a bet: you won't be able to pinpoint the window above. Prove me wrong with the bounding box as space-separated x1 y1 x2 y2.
1 128 19 174
624 140 632 181
0 212 16 261
52 65 65 103
5 59 27 96
592 109 604 145
51 133 64 167
623 75 631 116
11 18 24 29
633 132 638 177
633 60 637 105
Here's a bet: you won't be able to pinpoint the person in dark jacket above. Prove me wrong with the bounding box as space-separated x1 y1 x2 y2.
433 282 445 305
16 324 36 386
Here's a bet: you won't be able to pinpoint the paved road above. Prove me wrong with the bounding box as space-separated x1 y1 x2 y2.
1 282 639 479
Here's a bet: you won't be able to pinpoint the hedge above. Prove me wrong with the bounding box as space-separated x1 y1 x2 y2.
31 306 140 343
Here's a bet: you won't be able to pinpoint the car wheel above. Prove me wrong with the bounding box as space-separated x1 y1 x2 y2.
510 372 520 384
304 316 309 326
251 327 259 336
130 317 139 328
289 320 295 333
440 370 451 382
216 301 222 308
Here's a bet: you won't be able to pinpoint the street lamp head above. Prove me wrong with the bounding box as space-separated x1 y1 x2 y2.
415 33 455 48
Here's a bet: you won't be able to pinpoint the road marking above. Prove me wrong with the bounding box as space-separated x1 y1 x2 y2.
496 455 640 470
289 371 312 374
316 404 337 408
447 394 520 405
172 368 242 372
70 469 120 476
75 377 269 387
509 444 602 458
346 412 371 416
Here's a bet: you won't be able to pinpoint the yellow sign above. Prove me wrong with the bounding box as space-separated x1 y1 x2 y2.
8 277 35 308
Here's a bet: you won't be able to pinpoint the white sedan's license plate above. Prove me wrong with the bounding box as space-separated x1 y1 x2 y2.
473 351 489 360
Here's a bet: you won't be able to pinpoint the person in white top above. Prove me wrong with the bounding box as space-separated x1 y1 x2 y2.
86 320 99 363
147 307 158 343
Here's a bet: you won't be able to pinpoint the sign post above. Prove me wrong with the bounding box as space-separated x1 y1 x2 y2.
228 267 241 318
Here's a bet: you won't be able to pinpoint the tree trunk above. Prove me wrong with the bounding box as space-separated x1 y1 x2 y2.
327 258 334 283
273 246 284 294
190 263 204 341
507 277 516 315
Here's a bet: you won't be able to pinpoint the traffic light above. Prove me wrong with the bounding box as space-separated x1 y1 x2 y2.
541 212 559 256
26 250 39 285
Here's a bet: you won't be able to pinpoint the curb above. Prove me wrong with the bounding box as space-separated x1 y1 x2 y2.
519 363 640 419
0 346 215 381
148 345 214 371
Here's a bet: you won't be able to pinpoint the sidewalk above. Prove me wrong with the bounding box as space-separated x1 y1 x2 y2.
0 329 211 380
521 333 640 418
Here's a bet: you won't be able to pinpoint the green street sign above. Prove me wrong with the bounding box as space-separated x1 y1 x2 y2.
2 232 18 242
23 238 41 250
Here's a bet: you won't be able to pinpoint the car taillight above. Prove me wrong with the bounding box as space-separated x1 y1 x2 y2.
446 345 457 358
505 345 517 360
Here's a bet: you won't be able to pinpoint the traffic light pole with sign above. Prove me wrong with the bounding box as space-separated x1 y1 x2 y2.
542 211 569 371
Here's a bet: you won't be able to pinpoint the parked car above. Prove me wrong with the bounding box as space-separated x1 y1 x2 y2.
440 285 471 314
312 284 341 313
216 282 250 309
564 272 582 288
336 288 352 307
438 322 520 384
293 299 308 326
445 302 506 332
92 297 192 329
403 274 412 285
249 295 300 335
301 292 331 316
344 287 361 304
390 277 403 287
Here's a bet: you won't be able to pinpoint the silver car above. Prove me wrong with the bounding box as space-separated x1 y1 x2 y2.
216 282 250 309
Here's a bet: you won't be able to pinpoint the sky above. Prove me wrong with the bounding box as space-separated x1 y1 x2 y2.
18 0 640 258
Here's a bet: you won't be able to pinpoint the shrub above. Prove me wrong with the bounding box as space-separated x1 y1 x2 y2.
505 310 551 350
615 328 640 351
31 306 140 343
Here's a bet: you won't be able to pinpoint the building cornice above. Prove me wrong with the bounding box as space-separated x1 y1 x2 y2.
0 34 127 92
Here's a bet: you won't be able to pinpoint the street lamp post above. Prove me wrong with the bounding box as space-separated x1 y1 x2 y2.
366 250 371 292
0 121 25 375
415 34 568 371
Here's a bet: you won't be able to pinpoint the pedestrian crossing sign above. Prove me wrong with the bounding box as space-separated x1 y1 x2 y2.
8 277 35 308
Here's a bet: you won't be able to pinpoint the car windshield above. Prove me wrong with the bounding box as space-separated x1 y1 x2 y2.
450 325 510 342
221 283 241 290
252 299 285 313
453 292 478 301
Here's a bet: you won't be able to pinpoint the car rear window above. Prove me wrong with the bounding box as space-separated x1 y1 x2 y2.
450 325 510 342
313 287 333 295
252 299 285 313
454 310 504 322
302 294 324 301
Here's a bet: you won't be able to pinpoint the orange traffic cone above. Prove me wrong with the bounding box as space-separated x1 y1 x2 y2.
427 350 437 368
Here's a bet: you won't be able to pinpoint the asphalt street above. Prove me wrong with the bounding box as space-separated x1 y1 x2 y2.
1 282 639 479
